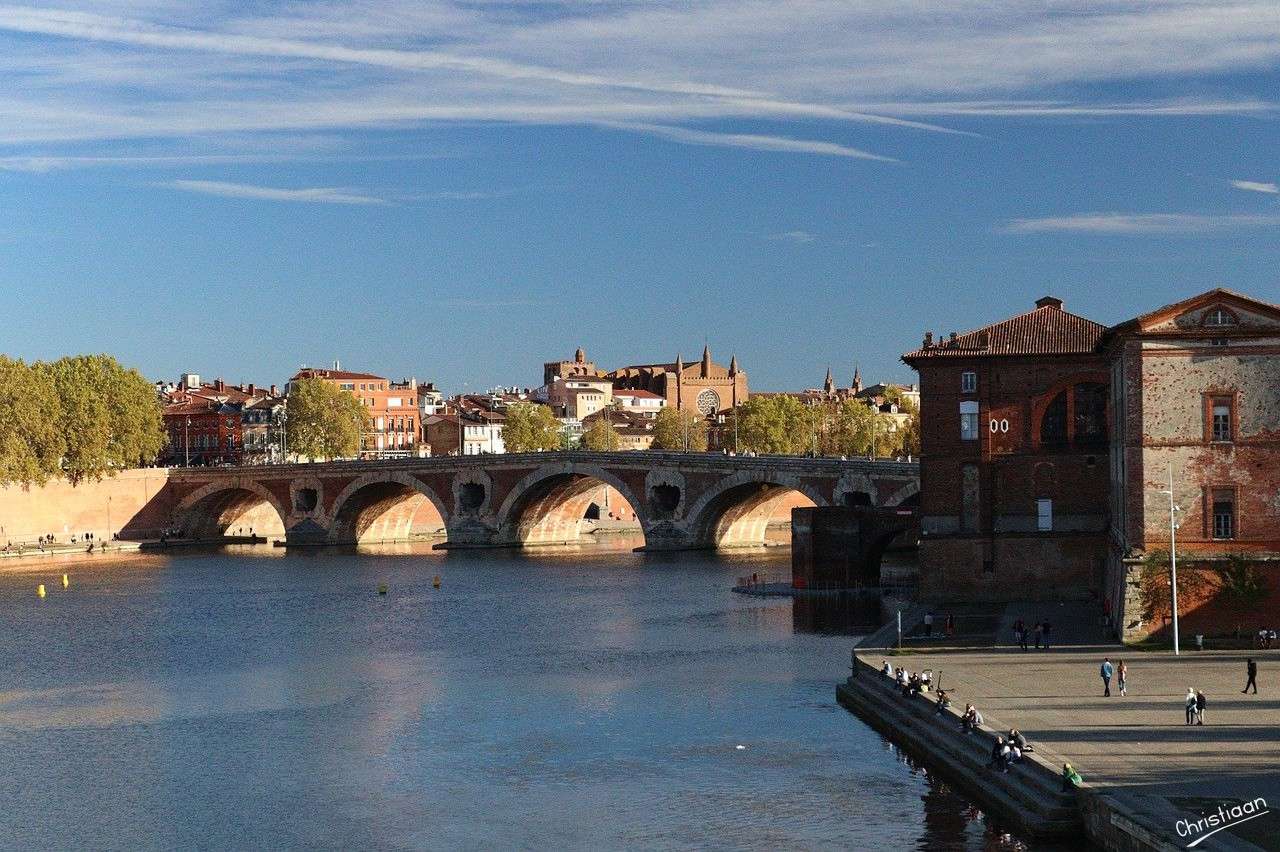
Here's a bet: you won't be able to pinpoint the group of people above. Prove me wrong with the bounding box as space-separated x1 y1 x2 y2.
1184 688 1208 725
989 731 1032 773
1098 657 1128 697
881 661 933 697
921 611 956 638
1012 618 1053 650
1258 629 1277 649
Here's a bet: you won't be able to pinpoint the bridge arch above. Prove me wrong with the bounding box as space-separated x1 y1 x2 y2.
882 480 920 508
327 472 450 544
684 471 828 549
495 463 647 546
174 479 289 540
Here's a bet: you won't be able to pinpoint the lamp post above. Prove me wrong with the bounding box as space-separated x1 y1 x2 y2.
278 408 288 463
1155 466 1182 655
184 416 191 467
106 496 112 541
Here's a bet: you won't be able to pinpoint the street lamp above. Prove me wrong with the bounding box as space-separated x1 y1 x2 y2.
1155 466 1183 655
278 408 288 463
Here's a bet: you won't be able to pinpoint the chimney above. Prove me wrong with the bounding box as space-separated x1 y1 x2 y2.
1036 296 1064 310
333 359 341 371
215 378 225 392
949 332 958 344
248 383 256 397
923 331 933 348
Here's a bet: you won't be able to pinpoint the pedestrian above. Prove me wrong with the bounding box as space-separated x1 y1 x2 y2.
1117 660 1127 697
924 610 934 637
1061 763 1083 792
1033 621 1043 650
1184 687 1196 725
1042 621 1052 650
1195 690 1206 725
946 613 955 637
1243 658 1258 694
1100 657 1113 697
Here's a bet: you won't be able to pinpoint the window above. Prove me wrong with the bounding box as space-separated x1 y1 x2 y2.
1210 338 1228 347
960 401 979 441
1204 307 1237 327
1073 383 1108 445
1040 391 1068 446
1212 490 1235 539
961 371 977 393
1036 498 1053 531
1211 398 1233 442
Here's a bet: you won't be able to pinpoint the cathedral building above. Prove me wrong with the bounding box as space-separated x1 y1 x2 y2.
607 345 747 416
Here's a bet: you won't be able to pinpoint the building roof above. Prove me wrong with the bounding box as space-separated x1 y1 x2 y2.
291 368 386 382
1109 287 1280 334
902 297 1108 363
615 389 663 400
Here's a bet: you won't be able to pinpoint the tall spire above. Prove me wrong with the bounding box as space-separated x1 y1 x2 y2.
824 366 834 394
852 364 862 394
701 343 711 378
674 352 684 409
728 354 738 376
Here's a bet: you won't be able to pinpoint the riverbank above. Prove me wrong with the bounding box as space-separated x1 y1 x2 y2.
841 616 1279 850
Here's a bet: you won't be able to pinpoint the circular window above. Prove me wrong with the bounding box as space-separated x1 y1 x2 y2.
696 388 720 416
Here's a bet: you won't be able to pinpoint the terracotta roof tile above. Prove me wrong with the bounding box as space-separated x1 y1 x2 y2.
902 299 1107 362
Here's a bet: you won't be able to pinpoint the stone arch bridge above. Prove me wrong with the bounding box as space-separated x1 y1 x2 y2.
161 451 919 551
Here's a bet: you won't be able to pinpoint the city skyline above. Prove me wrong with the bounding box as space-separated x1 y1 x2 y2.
2 2 1280 390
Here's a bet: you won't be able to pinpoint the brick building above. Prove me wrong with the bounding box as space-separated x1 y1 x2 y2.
902 296 1112 600
904 288 1280 636
161 376 279 466
289 367 420 459
1105 289 1280 638
609 345 747 416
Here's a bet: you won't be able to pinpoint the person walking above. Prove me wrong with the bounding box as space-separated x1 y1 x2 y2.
1117 660 1127 697
1184 688 1197 725
1033 621 1043 650
1243 658 1258 695
924 611 934 637
1042 621 1052 650
1100 657 1114 697
1195 690 1207 725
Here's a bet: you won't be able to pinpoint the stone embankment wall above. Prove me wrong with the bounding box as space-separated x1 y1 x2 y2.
0 468 177 544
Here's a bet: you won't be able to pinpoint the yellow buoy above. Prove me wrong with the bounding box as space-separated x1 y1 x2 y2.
433 575 441 589
37 584 46 598
61 574 69 589
377 583 388 596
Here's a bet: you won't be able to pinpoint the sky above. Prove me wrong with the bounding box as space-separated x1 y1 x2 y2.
1 2 1279 392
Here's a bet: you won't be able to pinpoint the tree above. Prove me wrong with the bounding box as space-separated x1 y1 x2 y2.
581 417 620 451
1214 554 1271 637
826 399 879 457
0 356 65 486
735 395 810 455
43 354 165 483
502 403 562 452
286 376 367 460
1137 550 1213 627
897 397 921 457
651 406 708 451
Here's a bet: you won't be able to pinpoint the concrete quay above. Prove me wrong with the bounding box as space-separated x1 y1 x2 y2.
841 616 1279 850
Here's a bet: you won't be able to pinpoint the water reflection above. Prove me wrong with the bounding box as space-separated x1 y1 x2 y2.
0 542 1029 850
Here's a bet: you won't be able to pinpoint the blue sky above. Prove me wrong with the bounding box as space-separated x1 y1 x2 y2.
1 2 1279 392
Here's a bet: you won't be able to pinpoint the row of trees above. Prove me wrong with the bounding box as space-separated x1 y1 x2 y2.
0 355 165 487
730 392 920 457
284 376 369 461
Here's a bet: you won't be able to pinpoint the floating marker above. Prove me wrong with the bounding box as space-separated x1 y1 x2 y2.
37 584 46 599
735 745 746 750
433 575 441 589
61 574 69 589
378 583 388 596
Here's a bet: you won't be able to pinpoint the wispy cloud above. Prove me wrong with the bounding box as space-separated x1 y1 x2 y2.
767 230 817 244
1231 179 1279 194
165 179 386 205
1003 212 1280 235
854 98 1279 117
609 123 897 162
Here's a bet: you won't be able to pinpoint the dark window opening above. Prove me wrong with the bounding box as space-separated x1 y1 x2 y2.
1040 391 1068 447
1212 490 1235 540
1073 382 1108 445
1211 398 1233 443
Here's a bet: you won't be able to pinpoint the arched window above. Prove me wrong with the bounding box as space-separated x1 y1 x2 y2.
1203 307 1237 327
1040 391 1068 446
1073 383 1107 445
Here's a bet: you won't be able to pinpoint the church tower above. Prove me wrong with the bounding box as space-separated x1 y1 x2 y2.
674 352 684 409
852 364 863 394
823 366 834 396
701 344 712 378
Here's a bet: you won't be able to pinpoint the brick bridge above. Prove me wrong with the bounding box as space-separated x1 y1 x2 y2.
160 451 919 551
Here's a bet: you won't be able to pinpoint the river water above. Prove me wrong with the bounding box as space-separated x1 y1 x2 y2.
0 540 1034 851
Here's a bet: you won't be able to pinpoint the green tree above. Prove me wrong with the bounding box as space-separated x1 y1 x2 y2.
827 399 879 457
581 417 621 451
502 403 562 452
1214 554 1271 637
897 396 921 457
735 395 811 455
0 356 65 486
44 354 165 482
286 376 368 460
651 406 708 451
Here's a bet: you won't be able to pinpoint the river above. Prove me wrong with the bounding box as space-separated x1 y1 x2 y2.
0 540 1036 850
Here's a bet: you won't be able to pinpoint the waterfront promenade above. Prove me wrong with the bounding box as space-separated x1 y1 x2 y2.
854 628 1280 849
